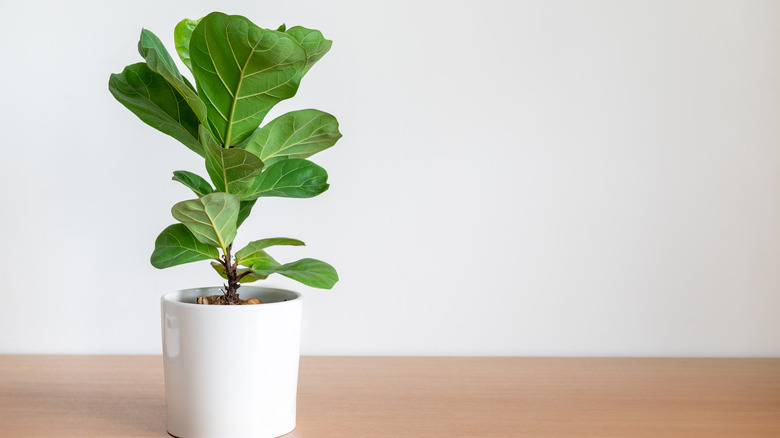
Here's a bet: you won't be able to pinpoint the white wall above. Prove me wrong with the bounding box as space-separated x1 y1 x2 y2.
0 0 778 356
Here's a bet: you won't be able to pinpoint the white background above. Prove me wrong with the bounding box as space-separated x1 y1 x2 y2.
0 0 778 356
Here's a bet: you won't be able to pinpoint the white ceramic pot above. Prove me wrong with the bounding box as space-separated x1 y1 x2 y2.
161 286 303 438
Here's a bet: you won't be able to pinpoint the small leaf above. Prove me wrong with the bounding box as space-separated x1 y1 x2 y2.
151 224 219 269
236 247 280 270
286 26 332 74
174 18 200 71
199 124 220 150
276 23 286 32
237 199 256 227
204 138 265 199
109 63 202 155
171 192 239 250
251 258 338 289
243 109 341 166
210 261 266 283
172 171 214 196
190 12 308 146
138 28 207 122
245 159 329 199
236 238 305 266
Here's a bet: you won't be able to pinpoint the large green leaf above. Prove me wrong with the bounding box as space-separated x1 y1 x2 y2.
151 224 220 269
235 238 305 266
174 18 200 71
172 170 214 196
190 12 308 146
243 109 341 166
204 138 264 199
251 258 338 289
171 192 239 250
245 159 329 199
137 28 207 122
109 63 202 155
210 261 266 283
237 199 256 227
286 26 332 75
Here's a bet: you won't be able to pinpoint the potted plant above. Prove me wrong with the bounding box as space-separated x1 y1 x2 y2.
108 11 341 438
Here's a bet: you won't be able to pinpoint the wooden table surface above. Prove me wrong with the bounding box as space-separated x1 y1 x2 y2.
0 356 778 437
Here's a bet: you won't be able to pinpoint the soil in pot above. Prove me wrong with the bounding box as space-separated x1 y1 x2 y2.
196 294 263 305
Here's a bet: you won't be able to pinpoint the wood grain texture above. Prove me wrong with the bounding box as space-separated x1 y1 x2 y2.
0 356 778 437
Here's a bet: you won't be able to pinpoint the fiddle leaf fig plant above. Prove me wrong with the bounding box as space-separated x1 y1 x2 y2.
109 12 340 304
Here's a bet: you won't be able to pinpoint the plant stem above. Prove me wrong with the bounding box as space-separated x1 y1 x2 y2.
221 243 241 304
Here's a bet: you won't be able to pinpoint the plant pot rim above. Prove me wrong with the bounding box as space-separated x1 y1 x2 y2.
162 286 302 309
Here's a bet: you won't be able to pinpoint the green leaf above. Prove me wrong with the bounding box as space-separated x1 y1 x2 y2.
236 247 280 270
203 137 265 199
151 224 220 269
237 199 256 227
210 261 266 283
199 124 220 149
190 12 308 146
245 159 329 199
235 238 305 266
138 28 207 122
251 258 338 289
276 23 286 32
286 26 332 75
172 170 214 196
109 63 203 155
171 192 239 250
174 18 200 71
243 109 341 166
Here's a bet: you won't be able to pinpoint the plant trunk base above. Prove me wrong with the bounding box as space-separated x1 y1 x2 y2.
196 295 263 305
